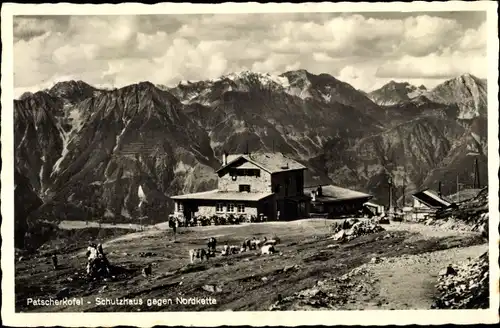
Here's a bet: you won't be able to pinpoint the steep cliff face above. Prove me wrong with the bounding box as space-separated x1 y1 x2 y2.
315 114 472 205
169 70 384 161
13 71 488 224
424 74 487 120
14 92 65 197
14 170 44 249
334 74 489 205
15 82 220 223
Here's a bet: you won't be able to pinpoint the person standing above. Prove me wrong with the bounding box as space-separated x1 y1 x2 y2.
51 254 58 270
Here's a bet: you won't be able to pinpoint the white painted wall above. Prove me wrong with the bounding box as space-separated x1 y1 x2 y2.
194 204 258 217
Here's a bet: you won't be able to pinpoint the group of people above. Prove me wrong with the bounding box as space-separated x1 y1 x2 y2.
189 235 279 262
86 242 111 278
169 213 271 229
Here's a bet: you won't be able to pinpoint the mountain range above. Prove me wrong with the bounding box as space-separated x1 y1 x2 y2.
14 69 488 245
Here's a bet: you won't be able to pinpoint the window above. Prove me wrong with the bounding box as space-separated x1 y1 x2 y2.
227 203 235 212
178 203 184 212
233 169 261 177
216 203 224 212
296 175 303 195
239 184 251 192
237 204 245 213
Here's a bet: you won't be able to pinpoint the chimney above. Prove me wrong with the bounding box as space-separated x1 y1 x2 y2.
245 141 250 155
222 151 228 166
317 185 323 197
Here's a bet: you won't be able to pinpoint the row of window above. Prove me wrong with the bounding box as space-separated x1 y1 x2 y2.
229 168 261 177
177 203 245 213
216 203 245 213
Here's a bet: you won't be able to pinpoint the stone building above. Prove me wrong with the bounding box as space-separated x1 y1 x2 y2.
304 185 373 218
170 152 310 222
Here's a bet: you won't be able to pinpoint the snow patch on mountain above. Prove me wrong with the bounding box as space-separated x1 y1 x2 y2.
287 87 312 99
368 81 426 106
52 105 86 174
113 118 132 153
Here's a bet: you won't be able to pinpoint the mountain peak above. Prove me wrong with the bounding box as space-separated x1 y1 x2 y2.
50 80 93 91
136 81 157 90
425 73 487 119
368 80 423 106
49 80 97 103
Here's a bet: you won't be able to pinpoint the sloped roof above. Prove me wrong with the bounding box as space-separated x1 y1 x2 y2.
446 188 482 203
304 185 372 203
171 189 273 201
364 201 383 208
217 152 307 174
412 189 453 208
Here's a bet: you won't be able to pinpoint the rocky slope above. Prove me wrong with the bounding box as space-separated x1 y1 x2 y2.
15 81 221 225
432 251 489 309
318 74 488 205
14 169 44 249
424 74 487 120
13 70 488 228
371 73 487 120
168 70 385 159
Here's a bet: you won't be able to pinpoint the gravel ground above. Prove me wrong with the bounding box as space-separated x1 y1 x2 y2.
383 222 479 240
362 244 489 309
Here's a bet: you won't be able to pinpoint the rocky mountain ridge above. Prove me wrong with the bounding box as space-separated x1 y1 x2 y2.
14 70 488 231
368 81 427 106
369 74 487 120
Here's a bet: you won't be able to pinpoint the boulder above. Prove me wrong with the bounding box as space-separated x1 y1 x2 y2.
331 230 346 241
432 252 489 309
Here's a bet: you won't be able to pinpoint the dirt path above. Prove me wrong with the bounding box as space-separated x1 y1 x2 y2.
273 243 488 311
338 222 486 310
58 221 149 231
360 244 488 309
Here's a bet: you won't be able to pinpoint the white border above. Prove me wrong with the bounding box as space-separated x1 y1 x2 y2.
1 1 499 326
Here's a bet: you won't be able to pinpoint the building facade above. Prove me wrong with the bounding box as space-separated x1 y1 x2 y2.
364 201 385 216
171 152 310 222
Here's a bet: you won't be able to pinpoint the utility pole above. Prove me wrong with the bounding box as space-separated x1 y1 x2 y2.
475 157 480 189
402 178 406 206
402 166 407 206
456 175 460 202
388 175 393 214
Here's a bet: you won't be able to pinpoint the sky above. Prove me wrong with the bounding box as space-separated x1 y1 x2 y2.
13 11 487 98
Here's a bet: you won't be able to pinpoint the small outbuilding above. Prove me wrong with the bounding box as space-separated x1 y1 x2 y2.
304 184 373 219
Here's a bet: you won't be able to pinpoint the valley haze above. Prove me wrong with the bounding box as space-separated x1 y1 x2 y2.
2 2 499 328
